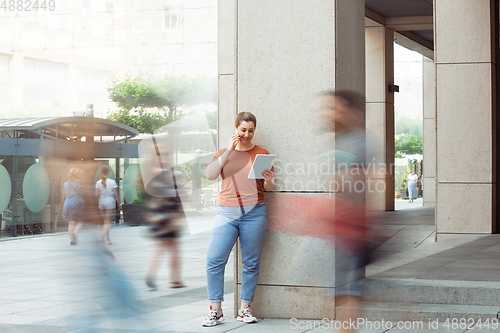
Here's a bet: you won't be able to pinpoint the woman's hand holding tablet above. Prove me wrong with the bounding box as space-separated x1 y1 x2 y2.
248 154 276 179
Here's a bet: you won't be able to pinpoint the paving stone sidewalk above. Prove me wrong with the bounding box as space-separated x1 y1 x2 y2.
0 208 494 332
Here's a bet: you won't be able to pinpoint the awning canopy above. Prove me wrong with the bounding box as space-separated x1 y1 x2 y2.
0 117 139 141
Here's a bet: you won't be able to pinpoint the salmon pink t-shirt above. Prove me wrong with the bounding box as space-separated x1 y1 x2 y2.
211 145 273 207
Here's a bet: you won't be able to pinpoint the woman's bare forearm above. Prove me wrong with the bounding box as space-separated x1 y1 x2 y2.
205 150 232 180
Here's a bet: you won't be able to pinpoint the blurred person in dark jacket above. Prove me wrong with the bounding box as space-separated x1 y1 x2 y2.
141 136 186 290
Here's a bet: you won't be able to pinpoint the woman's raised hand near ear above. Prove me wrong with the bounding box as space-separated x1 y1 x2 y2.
205 135 238 180
228 134 239 151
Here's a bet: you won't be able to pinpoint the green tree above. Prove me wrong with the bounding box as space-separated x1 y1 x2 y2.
401 168 412 188
107 109 172 134
394 116 423 158
206 111 217 131
107 76 217 134
395 133 423 158
395 116 422 136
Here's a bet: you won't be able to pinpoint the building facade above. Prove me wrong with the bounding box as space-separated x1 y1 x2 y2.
0 0 217 118
218 0 499 319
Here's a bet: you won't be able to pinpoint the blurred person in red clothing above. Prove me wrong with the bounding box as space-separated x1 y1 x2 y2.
314 89 375 333
268 90 383 333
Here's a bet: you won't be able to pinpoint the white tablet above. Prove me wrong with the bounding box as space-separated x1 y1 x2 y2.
248 154 276 179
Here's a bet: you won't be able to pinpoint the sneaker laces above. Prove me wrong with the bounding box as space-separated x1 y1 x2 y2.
240 305 253 317
208 306 219 319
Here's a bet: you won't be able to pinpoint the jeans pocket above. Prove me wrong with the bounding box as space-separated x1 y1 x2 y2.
254 202 267 217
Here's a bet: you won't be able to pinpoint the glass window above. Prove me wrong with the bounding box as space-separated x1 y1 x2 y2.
80 0 91 33
105 3 114 39
23 58 36 85
23 58 68 107
133 12 144 33
52 1 65 28
164 6 184 31
37 61 52 86
0 0 219 237
52 63 66 87
24 59 67 87
0 54 9 82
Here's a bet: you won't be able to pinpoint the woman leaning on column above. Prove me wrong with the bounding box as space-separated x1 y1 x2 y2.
201 112 275 327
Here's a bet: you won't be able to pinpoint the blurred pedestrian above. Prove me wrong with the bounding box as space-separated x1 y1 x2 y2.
202 112 274 326
406 171 418 203
63 163 142 331
315 89 373 333
60 167 84 245
95 167 121 244
144 172 185 290
142 138 186 291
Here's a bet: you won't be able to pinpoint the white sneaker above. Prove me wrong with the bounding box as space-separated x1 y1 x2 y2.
202 305 224 327
237 305 257 323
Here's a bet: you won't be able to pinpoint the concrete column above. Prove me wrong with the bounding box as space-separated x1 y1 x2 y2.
365 26 395 211
435 0 497 239
219 0 365 319
218 0 238 310
218 0 236 148
423 57 436 207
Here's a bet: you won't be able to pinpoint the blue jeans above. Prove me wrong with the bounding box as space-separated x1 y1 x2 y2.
206 202 268 303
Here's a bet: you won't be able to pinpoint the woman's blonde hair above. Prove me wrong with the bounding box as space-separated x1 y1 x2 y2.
101 167 109 188
235 112 257 129
68 167 79 181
